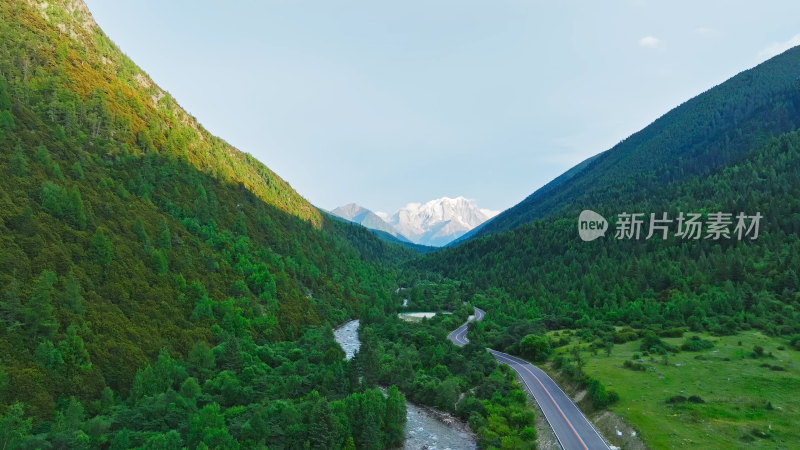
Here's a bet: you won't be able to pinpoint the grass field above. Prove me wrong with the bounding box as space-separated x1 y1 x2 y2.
547 330 800 449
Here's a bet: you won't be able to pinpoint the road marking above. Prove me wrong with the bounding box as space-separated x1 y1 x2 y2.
493 351 592 450
500 353 610 447
490 352 568 450
453 308 606 450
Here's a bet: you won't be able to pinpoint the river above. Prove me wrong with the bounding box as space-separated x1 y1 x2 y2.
333 320 477 450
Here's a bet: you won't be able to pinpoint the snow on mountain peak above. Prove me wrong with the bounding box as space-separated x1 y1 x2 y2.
332 197 499 247
387 197 499 246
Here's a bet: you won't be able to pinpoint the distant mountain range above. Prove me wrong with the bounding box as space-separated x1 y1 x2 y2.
331 203 413 243
332 197 498 246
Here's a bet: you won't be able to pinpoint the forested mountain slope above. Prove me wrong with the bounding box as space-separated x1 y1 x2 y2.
420 47 800 336
469 47 800 238
0 1 415 447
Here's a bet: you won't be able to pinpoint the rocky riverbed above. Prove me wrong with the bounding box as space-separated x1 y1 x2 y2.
334 319 477 450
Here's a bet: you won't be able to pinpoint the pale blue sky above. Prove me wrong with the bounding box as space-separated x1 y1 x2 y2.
84 0 800 214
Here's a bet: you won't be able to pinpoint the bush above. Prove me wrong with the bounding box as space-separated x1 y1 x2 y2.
613 330 638 344
640 331 670 353
623 360 647 371
667 395 687 404
659 327 686 338
680 336 715 351
667 395 704 404
586 377 618 409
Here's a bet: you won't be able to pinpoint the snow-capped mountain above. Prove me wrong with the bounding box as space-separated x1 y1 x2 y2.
332 197 499 247
330 203 412 243
381 197 499 247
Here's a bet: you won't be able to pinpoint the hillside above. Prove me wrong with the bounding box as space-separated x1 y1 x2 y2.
419 46 800 339
422 47 800 333
0 1 417 447
468 47 800 239
417 47 800 446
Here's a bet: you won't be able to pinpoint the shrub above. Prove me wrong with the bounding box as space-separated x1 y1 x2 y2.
680 336 715 351
613 330 638 343
659 327 686 338
640 331 672 353
623 360 647 371
667 394 705 404
586 377 618 409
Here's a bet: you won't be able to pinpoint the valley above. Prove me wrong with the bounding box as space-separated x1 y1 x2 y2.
333 318 478 450
1 0 800 449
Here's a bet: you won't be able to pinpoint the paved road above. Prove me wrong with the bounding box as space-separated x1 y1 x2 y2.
447 307 485 347
449 307 610 450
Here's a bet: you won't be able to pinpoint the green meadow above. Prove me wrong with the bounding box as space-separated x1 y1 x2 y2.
549 330 800 449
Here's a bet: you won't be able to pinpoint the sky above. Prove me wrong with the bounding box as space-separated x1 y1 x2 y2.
83 0 800 215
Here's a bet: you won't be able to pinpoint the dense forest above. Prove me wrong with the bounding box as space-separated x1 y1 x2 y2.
358 298 538 448
0 1 443 448
411 50 800 447
3 0 800 449
0 1 555 448
420 49 800 345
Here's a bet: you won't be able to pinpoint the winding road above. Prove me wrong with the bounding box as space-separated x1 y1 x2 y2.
449 307 610 450
447 306 485 346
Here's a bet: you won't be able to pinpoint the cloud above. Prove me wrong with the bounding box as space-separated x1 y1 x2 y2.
638 36 661 49
758 34 800 60
694 27 718 38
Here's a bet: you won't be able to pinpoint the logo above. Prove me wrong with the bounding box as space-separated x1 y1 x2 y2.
578 210 608 241
577 210 762 242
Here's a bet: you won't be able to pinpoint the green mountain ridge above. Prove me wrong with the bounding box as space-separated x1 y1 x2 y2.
0 1 537 448
415 46 800 447
17 0 319 226
0 1 427 448
419 46 800 335
4 0 800 448
467 46 800 239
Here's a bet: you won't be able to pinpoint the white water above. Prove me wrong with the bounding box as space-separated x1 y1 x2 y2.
333 319 477 450
333 319 361 360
